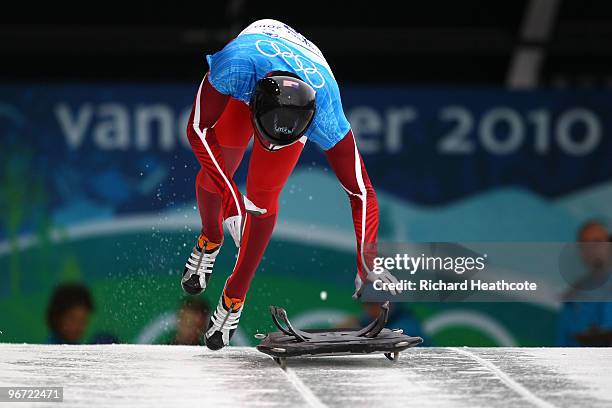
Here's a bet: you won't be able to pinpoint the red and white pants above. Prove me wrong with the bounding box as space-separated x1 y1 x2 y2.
186 76 379 300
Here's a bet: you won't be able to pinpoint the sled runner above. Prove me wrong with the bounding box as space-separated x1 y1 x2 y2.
256 302 423 369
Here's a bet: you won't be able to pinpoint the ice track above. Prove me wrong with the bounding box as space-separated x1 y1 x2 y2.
0 345 610 407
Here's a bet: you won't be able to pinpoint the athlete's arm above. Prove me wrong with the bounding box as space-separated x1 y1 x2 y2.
324 130 400 297
324 130 379 281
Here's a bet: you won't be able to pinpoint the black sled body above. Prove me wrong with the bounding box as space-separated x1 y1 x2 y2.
256 302 422 366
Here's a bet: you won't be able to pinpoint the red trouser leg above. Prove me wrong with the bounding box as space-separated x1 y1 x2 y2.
224 138 305 300
196 144 246 243
191 99 253 243
189 93 303 300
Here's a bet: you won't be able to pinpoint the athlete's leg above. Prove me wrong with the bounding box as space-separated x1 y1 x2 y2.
224 139 305 300
192 99 253 243
182 98 252 295
205 138 304 349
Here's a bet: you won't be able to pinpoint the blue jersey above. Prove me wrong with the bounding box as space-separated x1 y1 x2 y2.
206 19 350 150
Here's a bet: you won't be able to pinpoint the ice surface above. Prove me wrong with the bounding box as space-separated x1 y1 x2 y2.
0 345 610 407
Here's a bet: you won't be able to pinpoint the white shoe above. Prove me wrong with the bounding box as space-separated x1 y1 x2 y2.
181 234 221 295
205 290 244 350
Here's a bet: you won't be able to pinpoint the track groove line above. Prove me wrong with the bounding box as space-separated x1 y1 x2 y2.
450 348 558 408
279 364 327 408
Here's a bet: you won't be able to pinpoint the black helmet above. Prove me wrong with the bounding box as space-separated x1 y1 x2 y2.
250 73 316 151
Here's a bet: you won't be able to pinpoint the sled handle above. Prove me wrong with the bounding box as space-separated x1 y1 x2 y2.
269 306 311 341
356 301 389 338
270 306 295 337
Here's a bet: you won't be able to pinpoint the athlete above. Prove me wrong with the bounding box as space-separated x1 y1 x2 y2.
181 19 399 350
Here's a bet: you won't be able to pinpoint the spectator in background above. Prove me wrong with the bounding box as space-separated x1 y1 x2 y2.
557 221 612 346
171 297 210 345
46 283 94 344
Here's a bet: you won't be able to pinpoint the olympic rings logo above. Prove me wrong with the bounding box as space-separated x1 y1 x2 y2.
255 40 326 89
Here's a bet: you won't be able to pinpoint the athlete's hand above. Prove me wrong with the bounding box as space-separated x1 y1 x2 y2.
224 195 267 247
352 269 402 300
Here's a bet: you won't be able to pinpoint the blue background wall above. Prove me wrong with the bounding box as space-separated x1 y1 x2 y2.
1 84 611 346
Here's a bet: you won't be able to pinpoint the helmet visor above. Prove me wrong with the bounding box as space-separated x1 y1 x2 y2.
255 106 314 146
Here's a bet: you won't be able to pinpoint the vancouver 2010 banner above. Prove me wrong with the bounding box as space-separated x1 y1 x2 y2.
1 84 611 346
